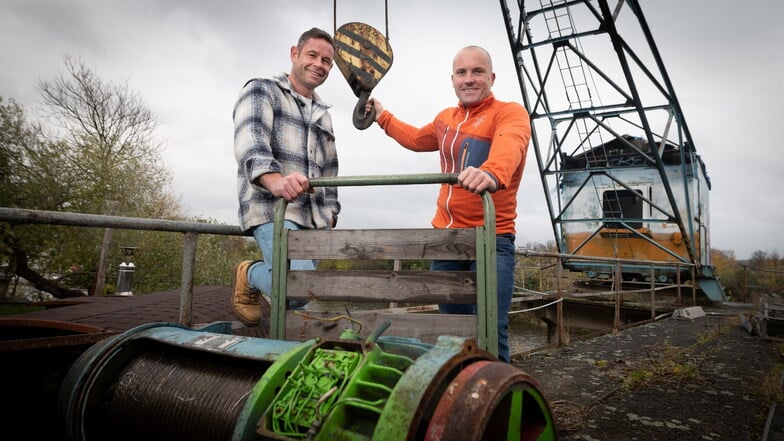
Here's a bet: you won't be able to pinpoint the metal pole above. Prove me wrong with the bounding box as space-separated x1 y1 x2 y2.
742 265 748 301
556 258 564 346
676 263 682 306
691 266 697 305
614 261 622 331
94 228 113 296
179 232 197 327
0 207 243 236
649 264 655 319
389 260 400 309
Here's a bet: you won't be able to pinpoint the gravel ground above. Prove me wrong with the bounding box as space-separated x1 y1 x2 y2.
511 304 783 440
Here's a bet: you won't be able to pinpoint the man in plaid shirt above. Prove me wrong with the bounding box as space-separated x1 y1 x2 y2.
231 27 340 327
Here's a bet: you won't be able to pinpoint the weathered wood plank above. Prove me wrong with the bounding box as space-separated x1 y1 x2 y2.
284 310 477 344
287 228 476 260
286 270 477 303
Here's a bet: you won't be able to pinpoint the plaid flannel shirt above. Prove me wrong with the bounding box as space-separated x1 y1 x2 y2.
233 73 340 233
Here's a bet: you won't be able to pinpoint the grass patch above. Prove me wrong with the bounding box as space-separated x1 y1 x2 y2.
622 323 732 390
622 341 706 389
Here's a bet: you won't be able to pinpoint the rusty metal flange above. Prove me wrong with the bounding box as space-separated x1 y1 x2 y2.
424 360 557 441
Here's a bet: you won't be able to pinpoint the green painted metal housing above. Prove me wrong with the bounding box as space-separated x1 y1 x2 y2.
59 321 557 440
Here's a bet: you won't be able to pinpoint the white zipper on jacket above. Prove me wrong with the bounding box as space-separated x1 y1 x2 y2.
443 108 471 229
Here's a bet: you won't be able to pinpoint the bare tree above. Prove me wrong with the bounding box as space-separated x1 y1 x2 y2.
37 54 169 216
2 55 183 299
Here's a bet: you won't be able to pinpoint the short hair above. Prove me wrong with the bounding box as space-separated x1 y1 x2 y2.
297 27 334 49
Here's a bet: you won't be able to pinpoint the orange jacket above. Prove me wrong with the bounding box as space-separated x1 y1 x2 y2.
377 93 530 235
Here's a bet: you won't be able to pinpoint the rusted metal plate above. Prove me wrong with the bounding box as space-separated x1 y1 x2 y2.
425 360 492 440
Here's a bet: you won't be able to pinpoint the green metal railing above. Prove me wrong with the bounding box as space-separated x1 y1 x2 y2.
269 173 499 356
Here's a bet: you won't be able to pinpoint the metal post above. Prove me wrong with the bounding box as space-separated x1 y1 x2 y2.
742 265 748 302
94 228 113 296
539 261 544 292
676 263 682 306
389 260 400 309
614 261 622 331
649 264 655 319
556 258 564 347
691 266 697 305
179 233 197 327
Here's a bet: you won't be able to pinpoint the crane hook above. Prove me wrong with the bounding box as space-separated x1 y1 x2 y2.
332 2 393 130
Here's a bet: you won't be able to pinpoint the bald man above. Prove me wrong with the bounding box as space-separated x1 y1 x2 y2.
368 45 531 363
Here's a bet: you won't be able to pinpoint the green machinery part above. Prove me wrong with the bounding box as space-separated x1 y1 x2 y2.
60 321 557 441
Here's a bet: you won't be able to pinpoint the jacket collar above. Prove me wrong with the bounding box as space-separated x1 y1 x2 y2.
457 93 496 114
273 72 331 109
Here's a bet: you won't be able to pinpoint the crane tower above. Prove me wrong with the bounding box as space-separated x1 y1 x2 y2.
500 0 725 301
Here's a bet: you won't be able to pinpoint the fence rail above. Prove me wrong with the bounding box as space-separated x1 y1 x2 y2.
0 206 247 326
511 248 698 346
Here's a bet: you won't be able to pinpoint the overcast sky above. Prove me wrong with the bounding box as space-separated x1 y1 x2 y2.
1 0 782 260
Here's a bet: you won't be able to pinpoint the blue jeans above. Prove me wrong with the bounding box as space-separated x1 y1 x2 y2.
249 221 313 310
435 234 515 362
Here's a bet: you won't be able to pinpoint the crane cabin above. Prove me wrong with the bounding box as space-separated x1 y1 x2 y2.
558 134 712 284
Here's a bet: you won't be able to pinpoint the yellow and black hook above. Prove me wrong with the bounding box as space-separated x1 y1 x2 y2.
333 3 393 130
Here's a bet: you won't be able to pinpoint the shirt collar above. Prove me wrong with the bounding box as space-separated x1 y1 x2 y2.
274 72 331 109
457 93 496 113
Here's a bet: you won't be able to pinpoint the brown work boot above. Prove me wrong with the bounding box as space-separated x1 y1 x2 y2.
231 260 269 326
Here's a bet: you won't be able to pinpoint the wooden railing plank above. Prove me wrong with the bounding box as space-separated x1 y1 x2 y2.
284 310 477 344
286 270 476 303
287 228 476 260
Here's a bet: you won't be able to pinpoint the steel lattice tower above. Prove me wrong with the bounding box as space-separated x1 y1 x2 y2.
500 0 724 300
